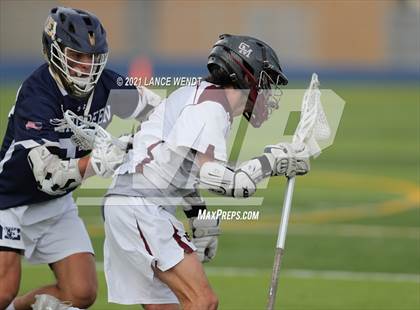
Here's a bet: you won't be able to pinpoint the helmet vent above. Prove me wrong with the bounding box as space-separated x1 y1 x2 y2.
68 22 75 34
51 7 57 14
59 13 66 23
83 17 92 26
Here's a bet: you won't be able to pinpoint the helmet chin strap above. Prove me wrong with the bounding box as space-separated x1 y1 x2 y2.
229 54 262 127
48 65 68 93
50 64 92 99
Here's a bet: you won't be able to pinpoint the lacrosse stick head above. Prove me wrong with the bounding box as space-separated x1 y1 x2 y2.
293 73 331 156
62 110 105 150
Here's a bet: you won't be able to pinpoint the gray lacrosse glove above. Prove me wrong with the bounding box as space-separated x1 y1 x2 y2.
189 217 221 263
264 142 310 177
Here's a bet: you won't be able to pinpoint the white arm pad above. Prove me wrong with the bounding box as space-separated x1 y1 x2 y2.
135 87 162 122
27 145 82 195
199 155 274 198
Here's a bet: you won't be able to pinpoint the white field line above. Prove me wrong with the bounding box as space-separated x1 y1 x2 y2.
22 263 420 283
76 197 264 206
204 267 420 283
219 223 420 239
201 267 420 283
283 269 420 283
82 222 420 239
284 224 419 239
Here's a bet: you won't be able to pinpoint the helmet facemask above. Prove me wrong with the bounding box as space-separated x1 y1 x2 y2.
235 57 284 128
50 40 108 98
256 71 284 118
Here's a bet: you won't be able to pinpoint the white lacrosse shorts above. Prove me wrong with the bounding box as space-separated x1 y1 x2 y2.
103 195 196 305
0 193 94 264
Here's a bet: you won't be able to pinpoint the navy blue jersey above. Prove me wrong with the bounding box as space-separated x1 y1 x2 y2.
0 63 142 209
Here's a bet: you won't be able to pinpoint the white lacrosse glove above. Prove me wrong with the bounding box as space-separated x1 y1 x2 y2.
28 145 82 195
90 134 132 178
189 217 221 263
264 142 310 177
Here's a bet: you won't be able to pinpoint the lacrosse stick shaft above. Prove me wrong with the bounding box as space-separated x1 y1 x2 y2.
267 176 296 310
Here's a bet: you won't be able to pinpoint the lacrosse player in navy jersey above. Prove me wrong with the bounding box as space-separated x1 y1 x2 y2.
0 7 161 310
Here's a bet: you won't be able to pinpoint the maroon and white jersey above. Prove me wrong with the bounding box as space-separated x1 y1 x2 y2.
107 81 232 207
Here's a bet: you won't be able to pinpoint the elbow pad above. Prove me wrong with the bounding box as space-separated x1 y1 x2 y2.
27 145 82 195
199 155 273 198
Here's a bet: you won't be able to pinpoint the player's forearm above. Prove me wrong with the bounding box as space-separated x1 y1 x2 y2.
198 155 273 198
198 143 310 198
183 191 207 218
78 156 88 177
78 156 95 178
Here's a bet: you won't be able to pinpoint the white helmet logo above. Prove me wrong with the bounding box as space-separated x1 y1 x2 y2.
238 42 253 58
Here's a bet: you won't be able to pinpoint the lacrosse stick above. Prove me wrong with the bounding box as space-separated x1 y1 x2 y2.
60 110 128 151
58 110 131 177
267 74 331 310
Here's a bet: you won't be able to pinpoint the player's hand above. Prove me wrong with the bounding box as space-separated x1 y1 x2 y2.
189 217 221 263
27 145 82 195
116 133 133 150
264 142 310 177
90 135 130 178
